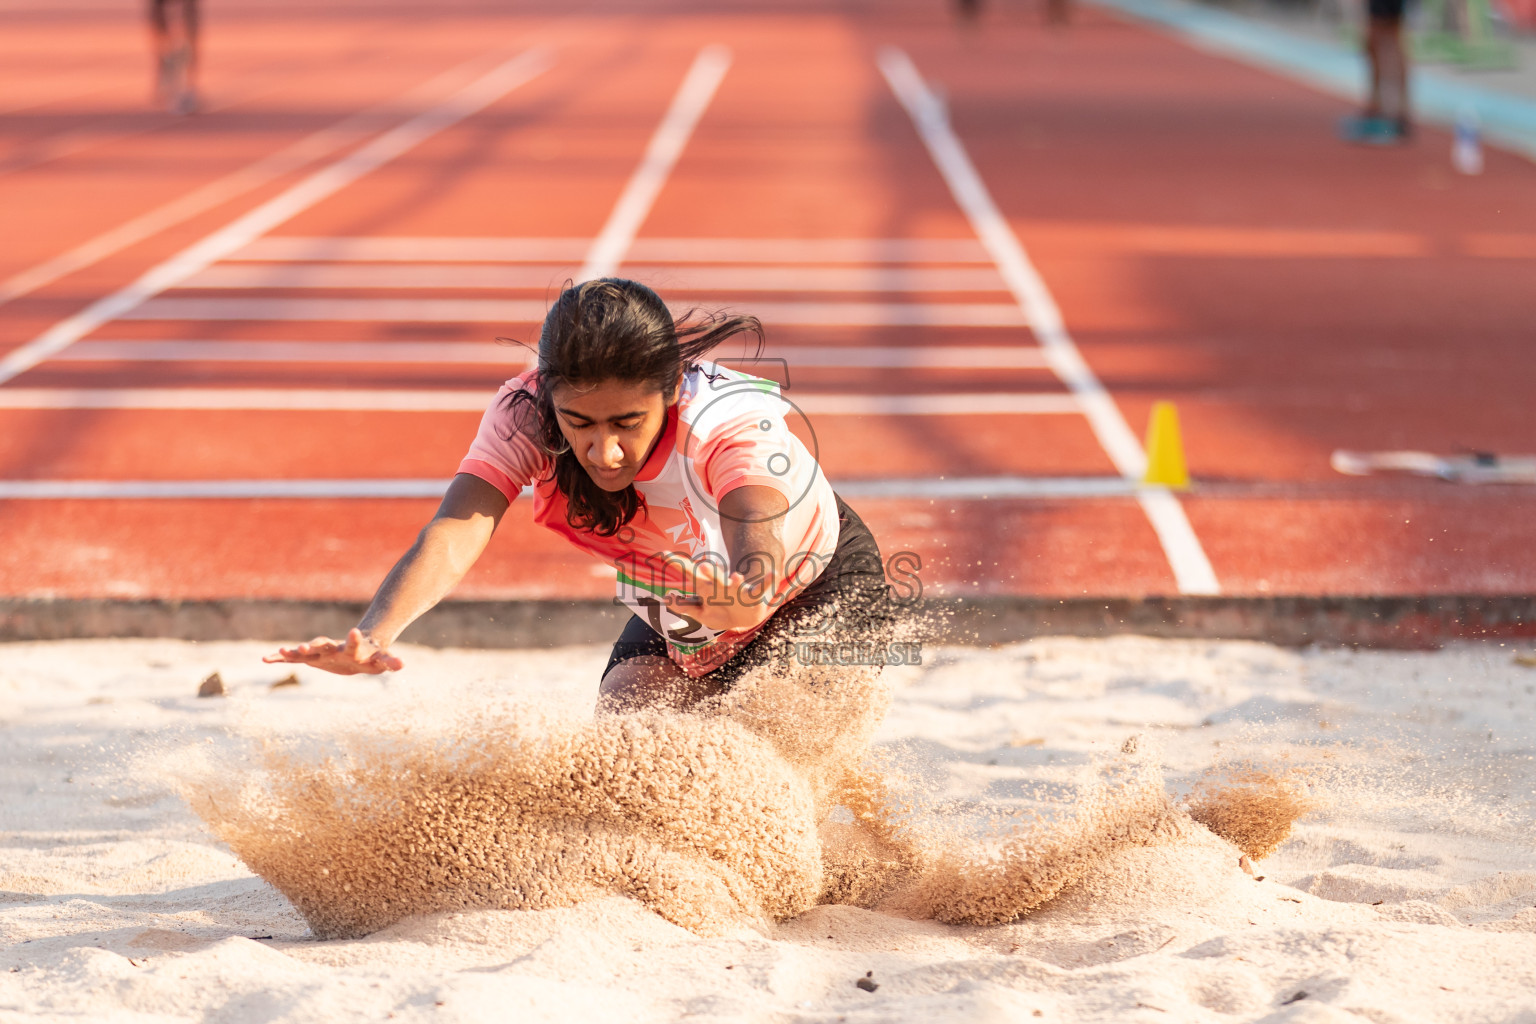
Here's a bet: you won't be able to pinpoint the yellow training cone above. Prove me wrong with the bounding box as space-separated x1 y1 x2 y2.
1142 400 1190 489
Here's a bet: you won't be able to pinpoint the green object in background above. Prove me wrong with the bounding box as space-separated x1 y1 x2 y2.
1414 0 1519 68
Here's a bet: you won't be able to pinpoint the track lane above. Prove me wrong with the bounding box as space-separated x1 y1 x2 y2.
875 3 1536 598
6 0 1533 606
0 19 552 291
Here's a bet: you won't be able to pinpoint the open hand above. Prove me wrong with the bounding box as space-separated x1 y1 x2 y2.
664 557 776 634
262 627 403 675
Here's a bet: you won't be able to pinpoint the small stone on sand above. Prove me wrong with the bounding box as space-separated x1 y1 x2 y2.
196 672 226 698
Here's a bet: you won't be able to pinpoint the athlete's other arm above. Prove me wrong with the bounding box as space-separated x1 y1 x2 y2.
665 484 788 633
264 473 510 674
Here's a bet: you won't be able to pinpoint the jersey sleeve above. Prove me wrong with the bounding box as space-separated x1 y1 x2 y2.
695 409 807 501
457 375 548 501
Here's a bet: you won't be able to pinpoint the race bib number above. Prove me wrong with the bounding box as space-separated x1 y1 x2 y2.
616 573 722 654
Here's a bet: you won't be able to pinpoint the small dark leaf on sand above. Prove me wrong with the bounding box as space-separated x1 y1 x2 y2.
856 977 879 993
270 674 301 690
196 672 226 698
1281 992 1308 1006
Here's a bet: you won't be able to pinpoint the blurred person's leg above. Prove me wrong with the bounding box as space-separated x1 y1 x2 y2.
148 0 199 114
148 0 173 106
1341 0 1410 142
1367 9 1408 123
179 0 200 113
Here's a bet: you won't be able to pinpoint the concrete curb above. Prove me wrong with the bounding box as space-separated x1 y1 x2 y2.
2 595 1531 649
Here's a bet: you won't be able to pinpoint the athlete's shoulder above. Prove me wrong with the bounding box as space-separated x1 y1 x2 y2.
677 362 783 433
472 369 546 447
502 367 540 395
683 360 778 391
483 368 540 413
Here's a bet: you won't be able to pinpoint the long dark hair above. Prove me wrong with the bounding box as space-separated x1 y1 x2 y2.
502 278 762 536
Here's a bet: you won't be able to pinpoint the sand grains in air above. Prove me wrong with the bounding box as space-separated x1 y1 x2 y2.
172 650 1308 940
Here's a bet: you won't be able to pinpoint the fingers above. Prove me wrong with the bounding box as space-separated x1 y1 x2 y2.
664 560 770 632
259 631 405 678
663 557 750 608
665 555 729 600
690 557 728 593
264 638 336 663
293 639 340 660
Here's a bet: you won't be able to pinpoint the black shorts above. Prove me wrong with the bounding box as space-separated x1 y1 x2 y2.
1368 0 1405 20
602 494 894 689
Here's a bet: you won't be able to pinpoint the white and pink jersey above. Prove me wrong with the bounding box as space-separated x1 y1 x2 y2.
459 362 840 676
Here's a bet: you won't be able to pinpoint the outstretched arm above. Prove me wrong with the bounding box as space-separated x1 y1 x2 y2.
264 473 511 674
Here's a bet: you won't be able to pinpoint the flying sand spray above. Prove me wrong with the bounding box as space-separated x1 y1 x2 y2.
171 646 1312 939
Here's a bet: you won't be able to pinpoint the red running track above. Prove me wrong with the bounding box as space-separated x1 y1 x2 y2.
1 0 1534 607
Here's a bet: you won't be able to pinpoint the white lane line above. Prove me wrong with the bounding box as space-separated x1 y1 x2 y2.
0 54 507 312
58 341 539 364
123 298 553 323
58 341 1051 369
633 237 991 265
178 262 1010 293
835 476 1136 500
0 389 1077 414
579 45 732 281
0 389 514 412
1136 488 1222 589
879 47 1220 596
229 235 993 264
0 479 457 500
728 345 1050 369
0 474 1135 501
575 263 1012 292
796 393 1076 415
122 297 1029 327
0 49 554 387
233 236 591 263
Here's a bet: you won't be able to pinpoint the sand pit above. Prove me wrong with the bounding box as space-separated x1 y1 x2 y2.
2 636 1535 1021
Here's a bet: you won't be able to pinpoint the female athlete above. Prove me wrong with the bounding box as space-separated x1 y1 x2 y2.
265 278 893 714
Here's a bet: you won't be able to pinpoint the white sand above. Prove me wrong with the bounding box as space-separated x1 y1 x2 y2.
2 636 1534 1022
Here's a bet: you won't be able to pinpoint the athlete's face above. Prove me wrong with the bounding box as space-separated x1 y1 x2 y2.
551 378 674 492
